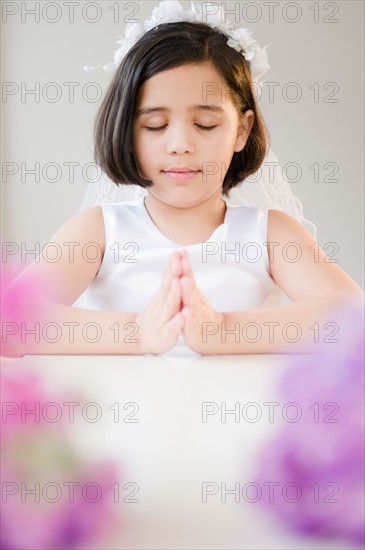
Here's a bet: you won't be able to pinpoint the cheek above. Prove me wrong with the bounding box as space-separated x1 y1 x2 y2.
133 133 149 160
138 136 160 162
205 135 234 160
132 139 156 178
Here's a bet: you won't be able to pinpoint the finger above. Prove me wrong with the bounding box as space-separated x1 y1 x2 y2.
161 252 181 292
182 274 209 317
164 251 180 273
166 277 182 311
164 251 180 271
160 277 182 323
181 306 190 323
181 306 198 334
180 249 194 278
164 310 184 338
180 275 196 308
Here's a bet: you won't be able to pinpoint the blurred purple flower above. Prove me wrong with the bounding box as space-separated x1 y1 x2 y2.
1 371 123 549
254 301 364 545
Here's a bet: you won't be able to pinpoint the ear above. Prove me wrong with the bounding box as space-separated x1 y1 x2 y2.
233 110 254 153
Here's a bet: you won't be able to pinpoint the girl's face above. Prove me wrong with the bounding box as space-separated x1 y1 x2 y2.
132 61 254 208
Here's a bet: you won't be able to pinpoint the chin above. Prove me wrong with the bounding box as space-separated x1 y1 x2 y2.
148 187 193 204
165 193 209 208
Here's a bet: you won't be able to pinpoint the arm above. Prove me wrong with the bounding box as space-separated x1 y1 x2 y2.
218 210 364 354
179 211 364 355
2 207 140 357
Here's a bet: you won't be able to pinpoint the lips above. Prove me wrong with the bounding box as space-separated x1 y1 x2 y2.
162 168 200 181
163 167 200 173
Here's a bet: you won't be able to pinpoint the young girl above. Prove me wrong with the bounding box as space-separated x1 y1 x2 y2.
3 3 363 358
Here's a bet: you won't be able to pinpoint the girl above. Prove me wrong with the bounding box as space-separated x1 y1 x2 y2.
3 4 363 357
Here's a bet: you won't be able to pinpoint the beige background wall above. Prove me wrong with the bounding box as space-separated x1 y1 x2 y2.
1 0 364 287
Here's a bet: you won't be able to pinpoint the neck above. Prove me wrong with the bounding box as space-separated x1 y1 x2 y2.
143 191 227 245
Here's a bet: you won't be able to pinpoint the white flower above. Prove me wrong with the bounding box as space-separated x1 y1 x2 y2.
228 28 256 51
113 22 143 65
124 22 143 42
203 3 231 32
251 45 270 83
103 62 116 72
243 50 255 62
187 0 198 17
227 38 241 53
160 0 184 16
145 0 184 31
113 42 131 65
93 0 271 83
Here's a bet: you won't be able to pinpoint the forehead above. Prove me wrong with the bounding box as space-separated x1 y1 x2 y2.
135 61 236 113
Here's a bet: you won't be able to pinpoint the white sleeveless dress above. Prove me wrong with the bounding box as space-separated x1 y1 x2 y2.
74 197 283 352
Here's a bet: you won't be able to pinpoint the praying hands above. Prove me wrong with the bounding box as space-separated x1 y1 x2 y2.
134 250 224 355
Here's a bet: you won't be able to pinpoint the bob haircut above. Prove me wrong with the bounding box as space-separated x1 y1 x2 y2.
94 21 269 197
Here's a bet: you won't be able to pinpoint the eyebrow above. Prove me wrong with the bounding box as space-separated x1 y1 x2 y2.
136 105 225 117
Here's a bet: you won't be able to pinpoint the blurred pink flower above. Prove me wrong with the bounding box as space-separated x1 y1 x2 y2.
1 260 51 356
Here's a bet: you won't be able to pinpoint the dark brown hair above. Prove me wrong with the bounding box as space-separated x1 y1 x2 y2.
94 21 269 197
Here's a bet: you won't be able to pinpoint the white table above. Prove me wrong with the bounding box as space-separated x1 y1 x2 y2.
1 351 359 550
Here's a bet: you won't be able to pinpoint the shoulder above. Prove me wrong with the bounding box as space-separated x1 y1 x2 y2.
12 206 107 308
267 209 311 241
52 205 106 252
65 205 104 232
62 205 103 225
72 205 103 222
266 209 317 267
268 208 297 228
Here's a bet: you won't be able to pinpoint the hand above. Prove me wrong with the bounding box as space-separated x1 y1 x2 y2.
135 251 184 354
179 249 225 355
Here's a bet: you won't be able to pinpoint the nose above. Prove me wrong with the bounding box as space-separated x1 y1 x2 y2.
165 122 195 155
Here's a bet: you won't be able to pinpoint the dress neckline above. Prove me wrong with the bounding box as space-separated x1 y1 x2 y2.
139 197 230 247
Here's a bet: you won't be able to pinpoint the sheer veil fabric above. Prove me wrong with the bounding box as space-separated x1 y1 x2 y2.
80 148 317 238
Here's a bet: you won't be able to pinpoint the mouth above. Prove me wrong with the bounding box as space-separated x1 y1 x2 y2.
162 169 201 181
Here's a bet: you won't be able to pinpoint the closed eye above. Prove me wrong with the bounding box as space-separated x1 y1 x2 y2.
144 124 217 132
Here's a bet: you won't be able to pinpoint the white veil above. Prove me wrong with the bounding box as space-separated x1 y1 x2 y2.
79 148 317 238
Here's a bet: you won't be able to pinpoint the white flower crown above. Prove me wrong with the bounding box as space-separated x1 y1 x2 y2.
85 0 270 85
